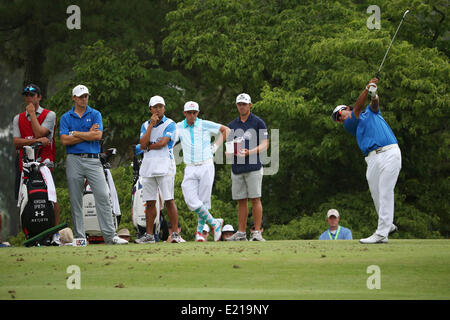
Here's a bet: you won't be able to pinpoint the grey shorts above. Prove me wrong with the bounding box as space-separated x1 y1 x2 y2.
231 168 263 200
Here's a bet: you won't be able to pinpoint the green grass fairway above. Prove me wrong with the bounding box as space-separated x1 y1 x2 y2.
1 240 449 300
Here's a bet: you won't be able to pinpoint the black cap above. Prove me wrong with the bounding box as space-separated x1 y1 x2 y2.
22 84 41 96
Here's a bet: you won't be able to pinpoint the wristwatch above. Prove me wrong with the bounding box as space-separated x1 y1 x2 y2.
69 131 74 136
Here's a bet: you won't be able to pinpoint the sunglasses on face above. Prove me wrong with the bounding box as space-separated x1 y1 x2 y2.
23 86 38 93
24 92 36 97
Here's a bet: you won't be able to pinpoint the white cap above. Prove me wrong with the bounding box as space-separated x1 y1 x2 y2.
202 224 210 233
331 105 347 121
72 85 89 97
184 101 199 112
222 224 234 232
236 93 251 104
149 95 165 107
327 209 340 218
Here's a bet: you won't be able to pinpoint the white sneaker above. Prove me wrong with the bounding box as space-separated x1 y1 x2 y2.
135 233 155 244
389 224 398 235
360 233 388 244
195 232 205 242
112 236 128 245
225 231 248 241
249 230 266 242
212 218 223 242
171 232 182 243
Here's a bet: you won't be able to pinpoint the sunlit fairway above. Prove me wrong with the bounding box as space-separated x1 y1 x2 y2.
1 240 449 300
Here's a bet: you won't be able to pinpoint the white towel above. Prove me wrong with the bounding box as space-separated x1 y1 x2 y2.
105 169 121 216
40 166 57 202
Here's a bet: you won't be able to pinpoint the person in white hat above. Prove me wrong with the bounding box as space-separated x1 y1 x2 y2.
221 224 235 241
318 209 353 240
60 85 127 245
175 101 230 242
202 224 210 241
225 93 269 242
331 77 400 244
135 95 181 244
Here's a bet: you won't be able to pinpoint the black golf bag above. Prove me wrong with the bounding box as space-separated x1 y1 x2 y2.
82 147 121 243
18 143 55 242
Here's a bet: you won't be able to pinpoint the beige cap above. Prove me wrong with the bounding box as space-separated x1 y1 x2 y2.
327 209 340 218
117 228 130 237
59 227 74 244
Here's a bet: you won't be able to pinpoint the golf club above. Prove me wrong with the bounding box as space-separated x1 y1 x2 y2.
375 9 409 79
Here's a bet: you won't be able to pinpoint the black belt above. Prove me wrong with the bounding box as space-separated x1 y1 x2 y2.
72 153 99 158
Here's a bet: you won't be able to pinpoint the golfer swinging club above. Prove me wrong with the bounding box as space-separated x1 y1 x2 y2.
331 78 400 244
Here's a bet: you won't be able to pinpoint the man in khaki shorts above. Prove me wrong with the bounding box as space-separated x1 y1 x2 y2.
226 93 269 241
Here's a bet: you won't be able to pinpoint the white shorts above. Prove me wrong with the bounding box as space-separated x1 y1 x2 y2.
142 175 174 202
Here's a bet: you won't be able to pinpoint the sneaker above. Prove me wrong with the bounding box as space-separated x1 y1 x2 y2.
112 235 128 245
212 218 223 242
195 232 205 242
360 233 388 244
135 233 155 244
249 230 266 242
225 231 248 241
171 232 182 243
389 224 398 235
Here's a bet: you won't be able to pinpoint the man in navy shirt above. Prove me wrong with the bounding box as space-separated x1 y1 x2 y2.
225 93 269 241
60 85 127 245
331 78 400 244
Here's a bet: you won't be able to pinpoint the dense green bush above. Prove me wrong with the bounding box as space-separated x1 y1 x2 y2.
264 191 442 240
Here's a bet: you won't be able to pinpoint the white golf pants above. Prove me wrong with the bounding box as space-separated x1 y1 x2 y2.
365 145 402 237
181 160 215 211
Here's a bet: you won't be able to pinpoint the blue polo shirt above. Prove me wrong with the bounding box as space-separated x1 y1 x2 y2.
319 226 353 240
344 105 397 156
60 105 103 154
228 112 268 174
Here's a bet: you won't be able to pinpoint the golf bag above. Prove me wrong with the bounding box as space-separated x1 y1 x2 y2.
18 143 56 243
131 145 168 241
82 147 121 243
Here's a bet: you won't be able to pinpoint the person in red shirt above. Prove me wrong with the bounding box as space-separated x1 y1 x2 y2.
13 84 60 225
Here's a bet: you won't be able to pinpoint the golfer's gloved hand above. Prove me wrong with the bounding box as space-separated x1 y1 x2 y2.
211 144 218 154
366 83 377 99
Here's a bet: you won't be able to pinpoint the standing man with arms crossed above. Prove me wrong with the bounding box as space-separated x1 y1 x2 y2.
60 85 127 245
13 84 60 225
135 95 182 244
176 101 230 242
226 93 269 241
331 78 400 244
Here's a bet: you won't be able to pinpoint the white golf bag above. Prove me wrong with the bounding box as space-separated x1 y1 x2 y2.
82 148 121 242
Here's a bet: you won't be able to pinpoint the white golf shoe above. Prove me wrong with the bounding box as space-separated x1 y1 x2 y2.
112 235 129 245
389 224 398 235
360 233 388 244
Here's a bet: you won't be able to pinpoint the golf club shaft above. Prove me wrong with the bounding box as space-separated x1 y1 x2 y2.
376 10 409 78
